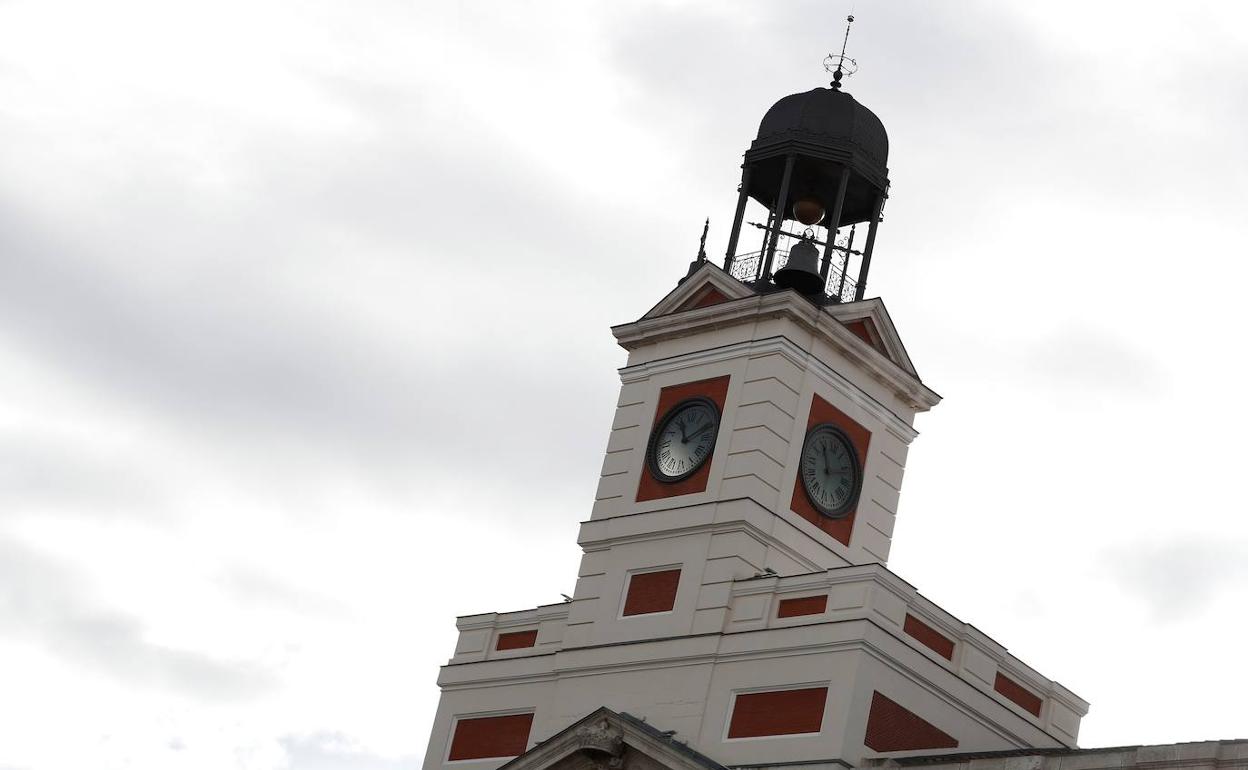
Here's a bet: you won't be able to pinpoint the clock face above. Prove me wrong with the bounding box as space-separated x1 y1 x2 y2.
647 397 720 482
800 424 861 518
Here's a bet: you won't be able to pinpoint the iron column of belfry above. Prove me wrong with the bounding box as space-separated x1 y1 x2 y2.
854 192 886 301
759 154 795 283
819 168 851 285
723 165 752 272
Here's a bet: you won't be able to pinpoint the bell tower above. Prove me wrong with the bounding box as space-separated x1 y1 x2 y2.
423 24 1087 770
724 14 889 303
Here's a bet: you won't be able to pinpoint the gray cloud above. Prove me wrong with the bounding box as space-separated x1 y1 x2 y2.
219 566 349 618
0 194 615 504
0 434 161 517
280 732 417 770
0 538 278 700
1023 325 1166 396
1103 538 1248 620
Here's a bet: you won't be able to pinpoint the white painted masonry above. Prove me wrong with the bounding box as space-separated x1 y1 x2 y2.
422 267 1087 769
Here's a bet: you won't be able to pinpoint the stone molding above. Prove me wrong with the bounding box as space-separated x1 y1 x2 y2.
616 335 922 443
613 274 939 413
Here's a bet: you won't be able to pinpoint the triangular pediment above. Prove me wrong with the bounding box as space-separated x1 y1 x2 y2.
825 297 920 379
500 708 725 770
620 267 937 410
641 262 755 320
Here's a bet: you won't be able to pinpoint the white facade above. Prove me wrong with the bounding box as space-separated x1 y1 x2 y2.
421 264 1088 769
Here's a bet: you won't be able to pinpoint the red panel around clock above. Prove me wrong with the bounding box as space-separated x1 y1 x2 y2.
789 394 871 546
636 375 731 502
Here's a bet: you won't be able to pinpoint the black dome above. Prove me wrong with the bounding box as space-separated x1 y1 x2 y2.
754 88 888 177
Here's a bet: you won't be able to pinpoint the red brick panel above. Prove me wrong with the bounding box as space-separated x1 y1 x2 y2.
636 375 731 502
789 394 872 546
777 594 829 618
843 318 877 347
864 692 958 752
726 687 828 738
994 673 1043 717
622 569 681 616
495 630 538 651
903 614 955 660
676 285 732 312
447 713 534 760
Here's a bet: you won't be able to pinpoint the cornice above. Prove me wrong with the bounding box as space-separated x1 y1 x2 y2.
730 562 893 598
456 604 571 632
614 291 940 413
441 617 1064 747
618 335 921 443
578 512 827 574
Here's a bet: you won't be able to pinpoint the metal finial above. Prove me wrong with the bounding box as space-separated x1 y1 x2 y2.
823 14 859 90
696 217 709 262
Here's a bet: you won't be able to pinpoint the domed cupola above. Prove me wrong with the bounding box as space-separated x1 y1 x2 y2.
722 17 892 304
755 87 889 192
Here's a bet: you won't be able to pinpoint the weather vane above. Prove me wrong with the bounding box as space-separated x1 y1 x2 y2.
823 14 858 91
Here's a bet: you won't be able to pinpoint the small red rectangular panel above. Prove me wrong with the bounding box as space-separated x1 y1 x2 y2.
495 630 538 651
622 569 681 616
777 595 828 618
994 673 1043 717
903 614 955 660
864 691 958 752
447 713 533 761
727 687 828 738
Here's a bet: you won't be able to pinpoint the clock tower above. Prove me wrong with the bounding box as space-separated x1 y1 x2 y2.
421 47 1088 770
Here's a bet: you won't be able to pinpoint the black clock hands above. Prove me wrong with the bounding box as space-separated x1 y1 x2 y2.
802 424 860 518
650 399 719 483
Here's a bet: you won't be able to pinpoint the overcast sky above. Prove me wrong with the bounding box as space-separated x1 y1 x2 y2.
1 1 1246 768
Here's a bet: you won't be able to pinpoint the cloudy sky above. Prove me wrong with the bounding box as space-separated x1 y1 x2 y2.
1 1 1247 768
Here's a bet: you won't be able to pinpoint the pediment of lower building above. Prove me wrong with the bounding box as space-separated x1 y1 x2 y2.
500 708 725 770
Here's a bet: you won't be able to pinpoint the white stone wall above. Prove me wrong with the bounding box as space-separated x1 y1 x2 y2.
422 282 1084 770
426 564 1087 770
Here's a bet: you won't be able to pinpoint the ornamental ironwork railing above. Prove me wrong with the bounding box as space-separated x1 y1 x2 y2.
729 249 859 304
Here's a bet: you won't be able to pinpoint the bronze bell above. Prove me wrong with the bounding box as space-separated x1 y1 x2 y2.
774 237 824 295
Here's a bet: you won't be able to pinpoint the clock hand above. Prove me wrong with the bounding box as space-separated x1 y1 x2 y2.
689 422 713 439
676 419 689 444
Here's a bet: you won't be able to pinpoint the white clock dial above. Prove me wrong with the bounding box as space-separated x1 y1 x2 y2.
800 424 861 517
648 398 720 482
